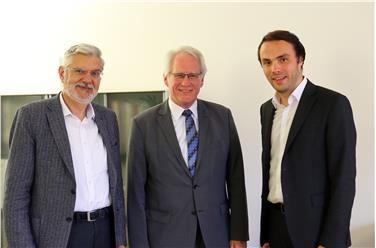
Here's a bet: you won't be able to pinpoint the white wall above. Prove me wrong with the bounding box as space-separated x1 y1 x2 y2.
0 2 373 247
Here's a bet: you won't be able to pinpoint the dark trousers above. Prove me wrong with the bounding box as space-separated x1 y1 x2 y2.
267 202 294 248
67 207 115 248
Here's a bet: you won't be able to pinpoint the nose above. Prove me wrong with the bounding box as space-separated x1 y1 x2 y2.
181 75 190 85
271 61 282 73
82 72 95 83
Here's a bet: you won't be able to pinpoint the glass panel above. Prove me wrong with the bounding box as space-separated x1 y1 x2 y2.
1 95 46 159
92 93 105 105
107 91 164 163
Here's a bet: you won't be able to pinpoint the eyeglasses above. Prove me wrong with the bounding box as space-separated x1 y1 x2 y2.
169 72 202 81
67 67 103 79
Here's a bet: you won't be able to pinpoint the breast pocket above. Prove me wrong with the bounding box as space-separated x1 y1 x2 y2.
207 139 227 155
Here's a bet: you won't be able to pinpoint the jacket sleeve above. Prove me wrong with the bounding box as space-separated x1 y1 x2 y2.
4 108 36 247
127 119 150 248
226 110 249 241
319 95 356 247
259 103 269 246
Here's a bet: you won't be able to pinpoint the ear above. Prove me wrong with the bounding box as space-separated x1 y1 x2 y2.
58 66 65 82
297 57 304 67
163 74 169 87
199 76 204 88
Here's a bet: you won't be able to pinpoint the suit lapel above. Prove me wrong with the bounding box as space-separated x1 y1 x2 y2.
285 81 318 152
195 100 209 178
262 100 275 157
46 94 75 179
157 101 191 177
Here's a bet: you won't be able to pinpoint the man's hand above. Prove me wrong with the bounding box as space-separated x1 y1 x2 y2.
318 245 325 248
261 242 270 248
117 245 126 248
230 240 247 248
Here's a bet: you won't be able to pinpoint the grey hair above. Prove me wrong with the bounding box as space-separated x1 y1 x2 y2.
165 46 207 76
61 43 104 69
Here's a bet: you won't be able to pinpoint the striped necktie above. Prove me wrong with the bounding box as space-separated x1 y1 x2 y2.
182 109 199 176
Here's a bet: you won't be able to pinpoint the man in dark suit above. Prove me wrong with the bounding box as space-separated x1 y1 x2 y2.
127 46 249 248
4 44 126 248
258 30 356 248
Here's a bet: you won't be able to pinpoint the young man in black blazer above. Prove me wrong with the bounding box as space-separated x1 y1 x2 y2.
258 30 356 248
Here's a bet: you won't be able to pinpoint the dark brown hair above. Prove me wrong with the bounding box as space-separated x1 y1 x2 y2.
257 30 306 65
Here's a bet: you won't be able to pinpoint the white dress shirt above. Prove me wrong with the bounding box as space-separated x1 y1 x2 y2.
268 77 307 203
168 98 199 166
60 94 110 211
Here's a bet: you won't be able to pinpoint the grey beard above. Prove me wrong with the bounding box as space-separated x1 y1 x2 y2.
63 82 98 105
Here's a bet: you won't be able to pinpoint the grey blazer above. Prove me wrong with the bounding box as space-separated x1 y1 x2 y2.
3 94 126 247
127 99 249 248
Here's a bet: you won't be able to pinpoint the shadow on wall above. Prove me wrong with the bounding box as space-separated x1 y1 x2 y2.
351 223 374 248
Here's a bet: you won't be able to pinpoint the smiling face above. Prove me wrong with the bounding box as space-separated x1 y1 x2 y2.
259 40 304 101
59 53 102 106
164 52 204 109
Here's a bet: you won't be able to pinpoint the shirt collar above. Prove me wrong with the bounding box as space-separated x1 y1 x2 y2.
272 76 308 108
168 98 198 119
59 92 95 120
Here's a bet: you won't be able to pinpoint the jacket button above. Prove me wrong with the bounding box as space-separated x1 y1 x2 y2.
193 185 199 189
191 211 197 215
66 217 72 222
71 189 76 194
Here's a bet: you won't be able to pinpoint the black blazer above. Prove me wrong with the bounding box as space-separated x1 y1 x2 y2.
260 81 356 248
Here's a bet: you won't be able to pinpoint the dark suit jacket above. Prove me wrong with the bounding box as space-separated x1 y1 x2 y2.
127 99 248 248
3 94 126 247
260 80 356 248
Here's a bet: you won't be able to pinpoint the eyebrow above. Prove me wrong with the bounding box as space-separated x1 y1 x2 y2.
261 53 290 62
276 54 290 59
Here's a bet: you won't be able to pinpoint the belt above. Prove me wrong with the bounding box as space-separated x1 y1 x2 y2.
268 202 285 213
73 206 111 222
